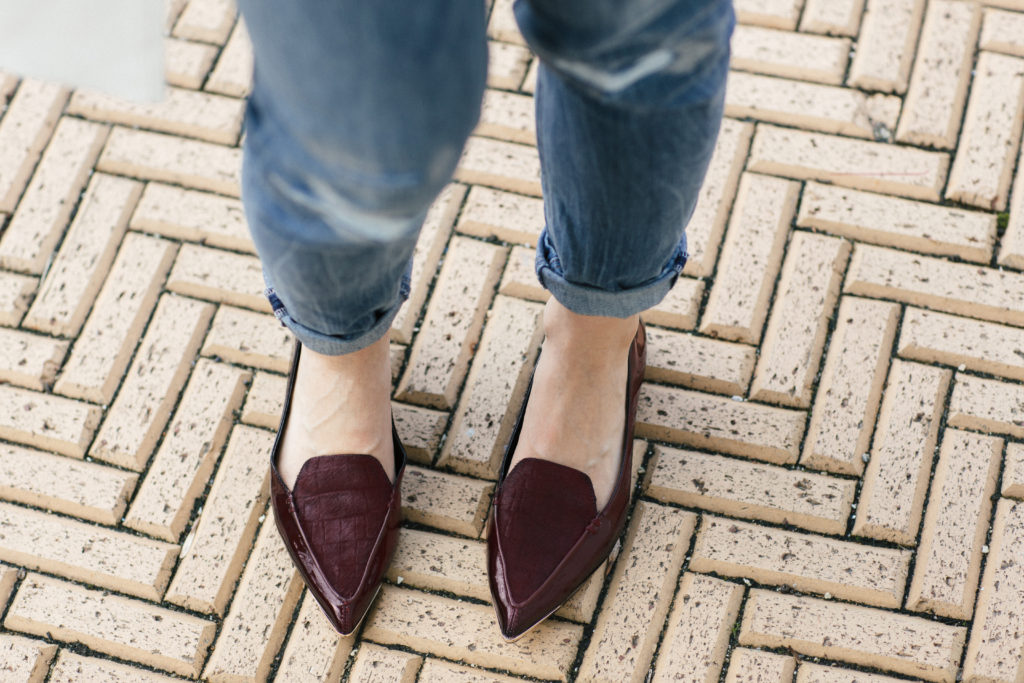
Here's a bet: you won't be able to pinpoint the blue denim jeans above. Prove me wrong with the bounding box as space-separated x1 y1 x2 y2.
238 0 734 355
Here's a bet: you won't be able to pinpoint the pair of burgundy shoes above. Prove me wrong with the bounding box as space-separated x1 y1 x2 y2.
270 322 647 640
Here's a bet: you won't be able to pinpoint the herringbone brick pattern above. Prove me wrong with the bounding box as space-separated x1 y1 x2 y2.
1 0 1023 680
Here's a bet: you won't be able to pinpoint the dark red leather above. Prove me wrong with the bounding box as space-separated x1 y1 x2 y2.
487 322 646 640
270 342 406 636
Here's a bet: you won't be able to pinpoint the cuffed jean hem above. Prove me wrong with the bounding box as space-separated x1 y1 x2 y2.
264 274 410 356
534 229 688 318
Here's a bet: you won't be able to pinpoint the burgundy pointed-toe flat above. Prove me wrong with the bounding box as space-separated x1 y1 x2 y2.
487 321 646 641
270 342 406 636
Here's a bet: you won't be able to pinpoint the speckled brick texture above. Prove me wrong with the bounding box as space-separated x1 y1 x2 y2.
2 2 1023 680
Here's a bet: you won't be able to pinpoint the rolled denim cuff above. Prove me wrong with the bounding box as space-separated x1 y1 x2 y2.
534 229 688 318
264 272 410 356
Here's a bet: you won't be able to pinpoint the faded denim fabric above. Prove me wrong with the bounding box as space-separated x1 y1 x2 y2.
238 0 734 354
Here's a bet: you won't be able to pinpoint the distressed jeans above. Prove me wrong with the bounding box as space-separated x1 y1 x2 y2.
238 0 735 355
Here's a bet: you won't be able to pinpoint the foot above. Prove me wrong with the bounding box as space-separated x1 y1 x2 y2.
277 334 395 489
508 299 639 510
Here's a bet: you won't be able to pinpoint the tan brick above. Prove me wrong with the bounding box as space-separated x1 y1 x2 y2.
731 25 849 85
735 0 803 29
239 371 283 429
802 296 899 476
363 585 582 681
165 37 217 89
98 127 241 197
725 648 796 683
853 360 950 544
748 124 949 201
166 0 187 30
348 643 422 682
1004 442 1024 498
0 117 108 273
637 383 805 465
173 0 237 43
798 182 996 263
848 0 925 92
693 516 910 607
396 236 507 409
4 573 215 677
0 563 14 608
54 234 176 404
522 58 538 94
487 0 525 45
980 7 1024 57
165 426 271 614
896 1 980 148
947 51 1024 210
0 501 176 600
167 243 268 312
0 634 56 683
740 589 965 682
418 659 525 682
899 307 1024 381
0 80 68 212
478 89 535 145
203 517 303 683
391 342 405 382
948 373 1024 439
963 498 1024 682
643 276 705 330
646 445 855 534
206 19 253 97
578 502 696 683
456 185 543 246
124 361 250 539
726 72 900 138
1001 143 1024 269
0 271 36 327
89 294 216 470
0 444 137 525
388 527 488 600
796 663 917 683
700 172 798 343
391 184 464 344
0 328 67 390
202 305 293 372
402 465 493 538
454 136 541 197
0 385 100 458
438 295 542 477
645 327 755 395
275 591 354 683
907 429 1000 620
683 119 752 277
131 182 253 252
68 87 244 146
751 232 850 407
651 573 742 682
49 650 182 683
487 40 531 90
498 244 547 302
800 0 864 35
22 174 142 336
844 244 1024 326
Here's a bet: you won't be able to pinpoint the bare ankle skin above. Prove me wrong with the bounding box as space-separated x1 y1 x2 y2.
277 333 396 488
509 299 640 509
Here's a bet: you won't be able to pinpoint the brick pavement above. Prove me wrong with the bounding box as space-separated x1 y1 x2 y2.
1 0 1023 680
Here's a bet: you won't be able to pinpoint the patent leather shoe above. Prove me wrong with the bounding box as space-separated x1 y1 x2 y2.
487 322 646 641
269 342 406 636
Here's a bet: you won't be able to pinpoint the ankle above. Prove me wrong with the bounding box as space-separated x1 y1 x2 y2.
542 300 639 357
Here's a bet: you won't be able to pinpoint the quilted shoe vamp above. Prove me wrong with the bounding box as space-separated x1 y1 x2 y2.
291 454 393 600
496 457 597 603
